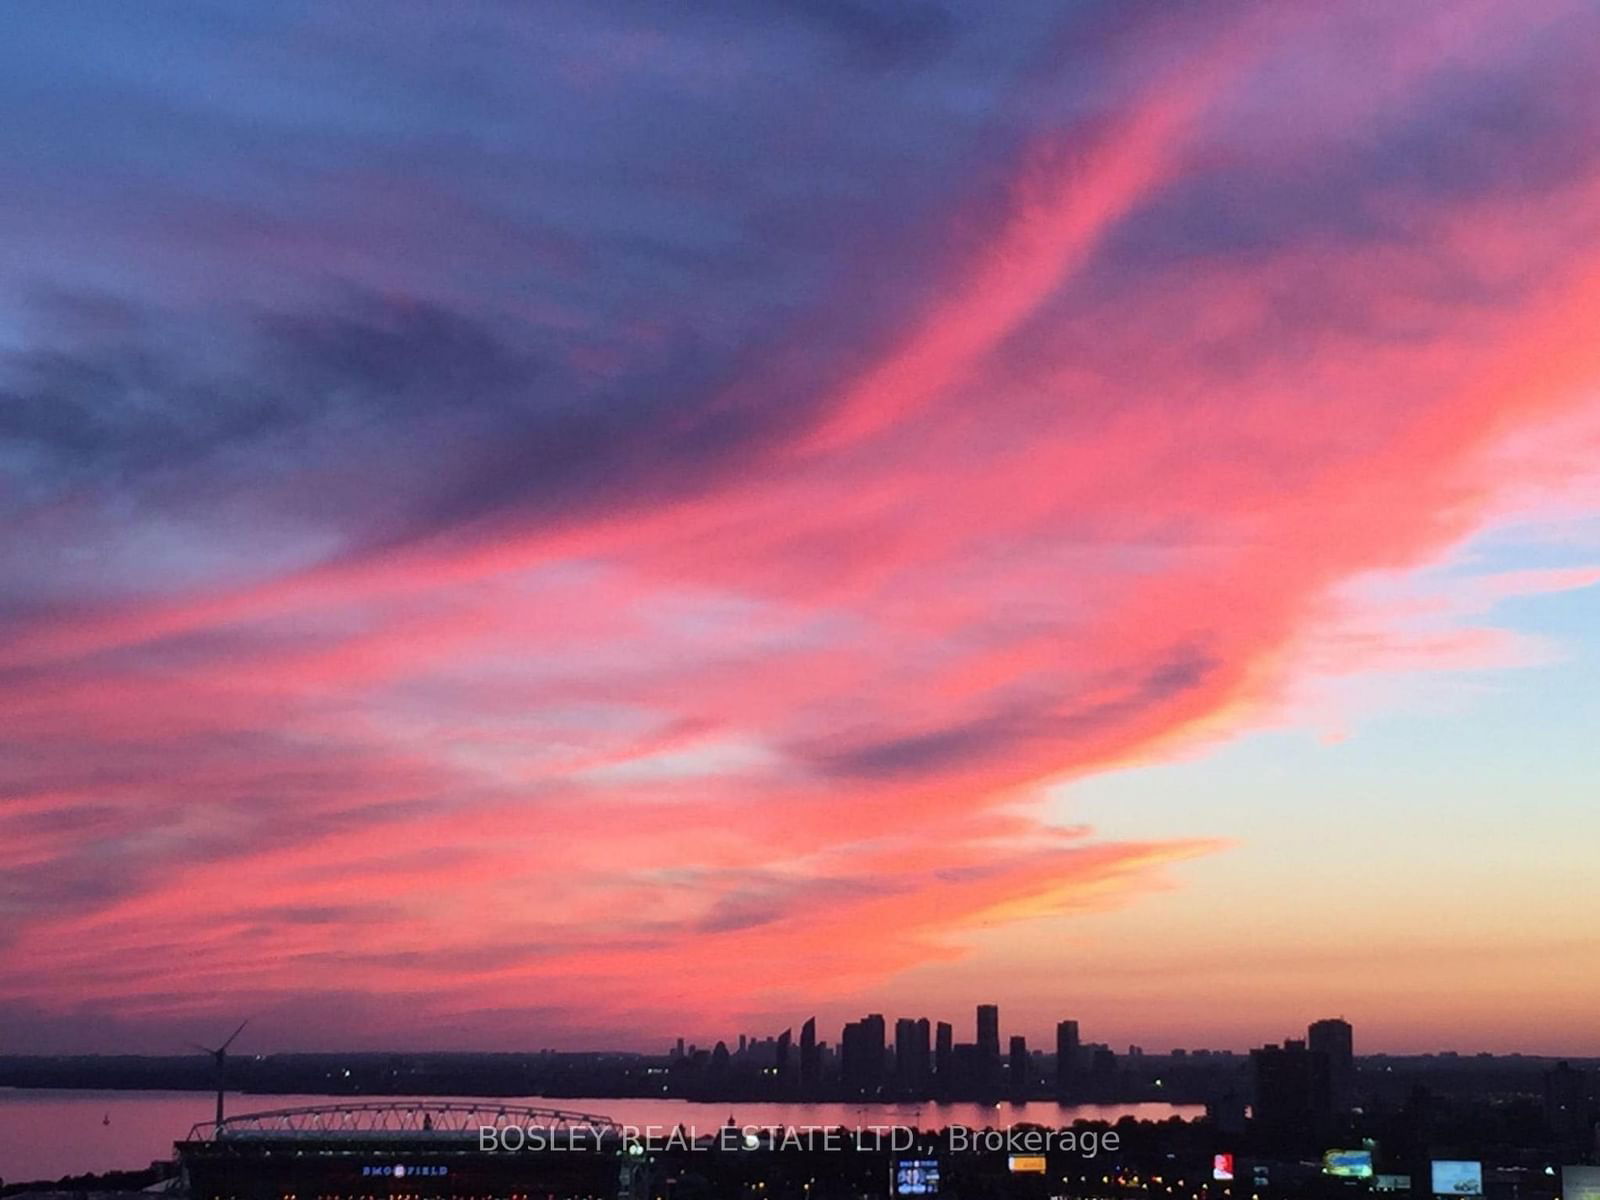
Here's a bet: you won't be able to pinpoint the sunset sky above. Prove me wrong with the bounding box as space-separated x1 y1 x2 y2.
3 2 1599 1058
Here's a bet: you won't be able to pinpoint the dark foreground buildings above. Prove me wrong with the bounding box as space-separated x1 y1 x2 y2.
171 1099 1119 1200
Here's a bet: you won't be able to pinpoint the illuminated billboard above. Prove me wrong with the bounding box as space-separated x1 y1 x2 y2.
894 1159 940 1196
1564 1166 1600 1200
1009 1155 1047 1174
1374 1174 1411 1192
1323 1149 1375 1179
1213 1153 1235 1181
1430 1161 1483 1196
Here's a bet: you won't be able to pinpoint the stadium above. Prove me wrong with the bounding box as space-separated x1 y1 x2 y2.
175 1101 647 1200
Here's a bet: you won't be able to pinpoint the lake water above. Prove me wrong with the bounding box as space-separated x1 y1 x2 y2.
0 1088 1201 1185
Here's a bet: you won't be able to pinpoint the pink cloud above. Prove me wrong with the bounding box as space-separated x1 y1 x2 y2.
5 2 1600 1049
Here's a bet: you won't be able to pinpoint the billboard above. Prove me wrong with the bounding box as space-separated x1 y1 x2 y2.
1430 1161 1483 1196
1213 1153 1235 1181
1374 1174 1411 1192
1564 1166 1600 1200
1323 1149 1375 1179
894 1159 940 1196
1008 1155 1047 1174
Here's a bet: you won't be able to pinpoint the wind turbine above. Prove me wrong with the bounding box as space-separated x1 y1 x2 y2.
190 1019 249 1129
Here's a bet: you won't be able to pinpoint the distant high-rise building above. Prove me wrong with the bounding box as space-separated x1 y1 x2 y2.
1055 1020 1080 1096
935 1021 954 1085
1308 1018 1354 1112
799 1018 818 1092
976 1005 1000 1059
976 1004 1000 1088
841 1021 865 1092
1251 1039 1332 1150
1089 1046 1118 1098
1009 1035 1029 1095
842 1014 886 1095
894 1018 915 1069
775 1028 792 1081
674 1037 685 1059
949 1043 983 1098
863 1013 886 1082
896 1017 931 1091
